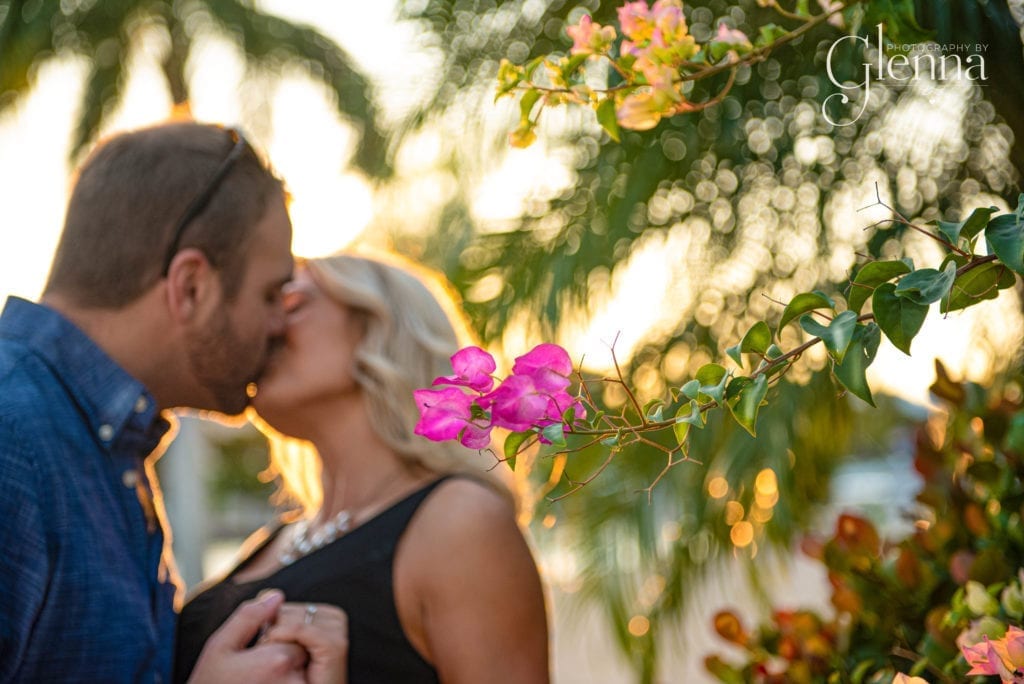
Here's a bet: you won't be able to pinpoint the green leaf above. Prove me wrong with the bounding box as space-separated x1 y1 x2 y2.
503 430 531 471
934 206 998 245
672 404 694 446
523 55 545 79
864 0 933 46
833 323 881 406
560 53 589 81
739 321 772 355
680 379 701 400
696 363 729 405
595 97 620 142
519 88 541 123
778 291 835 331
986 212 1024 275
643 399 664 422
850 659 873 684
800 310 858 363
943 261 1017 312
909 657 930 676
725 344 742 367
728 375 768 437
847 260 913 314
725 376 751 401
871 283 928 355
541 422 566 447
756 23 788 48
675 400 706 430
894 261 957 305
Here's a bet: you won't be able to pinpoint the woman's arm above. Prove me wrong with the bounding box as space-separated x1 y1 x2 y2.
397 479 551 684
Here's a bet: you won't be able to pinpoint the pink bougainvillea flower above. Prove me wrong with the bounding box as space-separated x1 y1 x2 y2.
414 387 492 448
715 22 751 47
488 375 552 432
619 39 642 57
1005 626 1024 668
535 391 588 443
617 1 653 43
433 346 496 393
651 0 687 45
961 639 997 675
457 421 494 449
988 626 1024 677
566 14 617 55
962 636 1017 680
512 343 573 392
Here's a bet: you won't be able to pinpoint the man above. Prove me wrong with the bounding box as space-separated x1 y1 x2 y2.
0 122 345 683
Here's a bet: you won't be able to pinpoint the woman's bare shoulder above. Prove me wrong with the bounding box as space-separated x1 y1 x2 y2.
417 476 517 529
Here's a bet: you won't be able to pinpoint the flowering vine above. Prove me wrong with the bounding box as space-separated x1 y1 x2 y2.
415 194 1024 499
495 0 942 146
496 0 844 146
701 363 1024 682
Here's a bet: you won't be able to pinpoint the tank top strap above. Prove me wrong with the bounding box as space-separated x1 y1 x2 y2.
371 474 453 541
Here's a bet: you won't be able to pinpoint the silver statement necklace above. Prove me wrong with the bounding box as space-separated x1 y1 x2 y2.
278 509 353 566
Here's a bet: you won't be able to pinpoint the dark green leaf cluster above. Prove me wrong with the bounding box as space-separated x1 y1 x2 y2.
0 0 389 175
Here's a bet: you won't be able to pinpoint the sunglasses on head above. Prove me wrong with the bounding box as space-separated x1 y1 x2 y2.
162 127 248 276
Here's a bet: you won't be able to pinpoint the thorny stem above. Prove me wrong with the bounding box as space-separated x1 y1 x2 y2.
859 182 972 258
672 66 737 114
608 332 647 425
766 0 819 23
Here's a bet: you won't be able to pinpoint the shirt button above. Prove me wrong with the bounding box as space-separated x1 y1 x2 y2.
134 397 149 413
98 424 114 441
122 470 139 488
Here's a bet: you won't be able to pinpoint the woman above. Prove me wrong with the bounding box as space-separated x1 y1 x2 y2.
174 253 550 683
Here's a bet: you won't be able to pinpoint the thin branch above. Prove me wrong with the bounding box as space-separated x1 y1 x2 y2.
859 182 971 258
606 332 646 424
673 66 737 114
890 646 957 683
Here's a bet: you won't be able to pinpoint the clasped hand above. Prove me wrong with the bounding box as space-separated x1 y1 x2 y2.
188 589 348 684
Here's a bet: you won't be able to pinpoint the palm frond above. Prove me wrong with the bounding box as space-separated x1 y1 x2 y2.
203 0 390 178
0 0 60 103
71 36 130 159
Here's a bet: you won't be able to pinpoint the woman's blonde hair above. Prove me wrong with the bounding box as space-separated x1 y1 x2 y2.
253 251 511 513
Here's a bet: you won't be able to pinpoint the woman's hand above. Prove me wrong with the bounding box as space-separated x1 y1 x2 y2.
260 602 349 684
189 590 308 684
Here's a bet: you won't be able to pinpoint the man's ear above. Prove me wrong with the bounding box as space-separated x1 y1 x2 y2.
164 248 218 323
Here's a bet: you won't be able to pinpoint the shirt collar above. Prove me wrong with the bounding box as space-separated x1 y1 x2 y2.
0 297 171 456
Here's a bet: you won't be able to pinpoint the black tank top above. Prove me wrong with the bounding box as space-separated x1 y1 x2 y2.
173 478 447 683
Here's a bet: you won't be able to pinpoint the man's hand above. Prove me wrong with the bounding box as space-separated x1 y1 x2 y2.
188 589 308 684
260 602 349 684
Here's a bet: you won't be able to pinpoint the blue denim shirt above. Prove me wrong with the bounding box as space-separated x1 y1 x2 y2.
0 297 180 683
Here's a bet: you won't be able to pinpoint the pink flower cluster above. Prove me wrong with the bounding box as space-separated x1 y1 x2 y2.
962 626 1024 682
566 15 617 56
563 1 752 131
413 344 585 449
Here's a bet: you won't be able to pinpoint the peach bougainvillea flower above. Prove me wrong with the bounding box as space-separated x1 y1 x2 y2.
566 15 617 56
